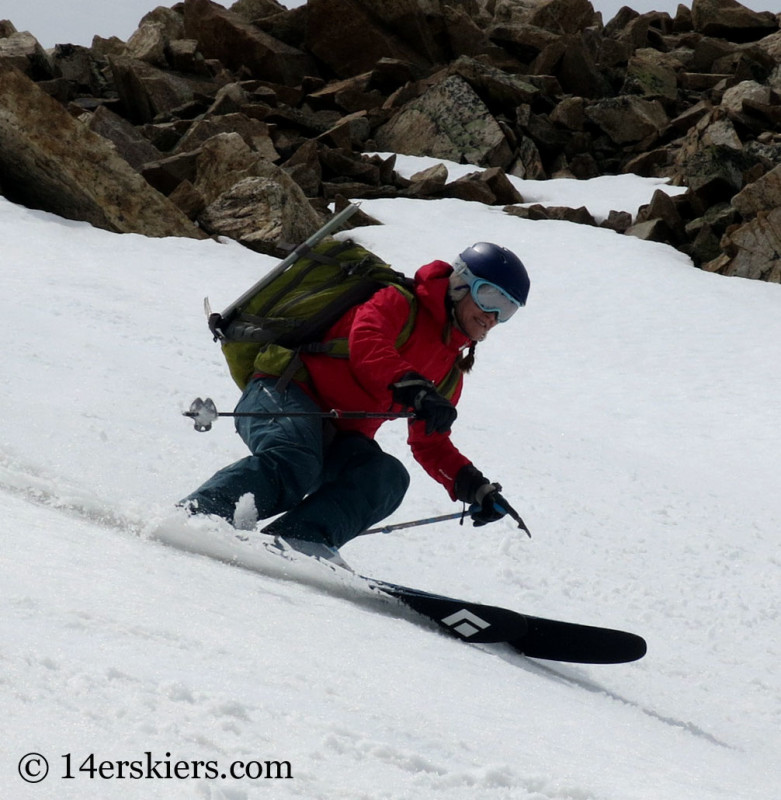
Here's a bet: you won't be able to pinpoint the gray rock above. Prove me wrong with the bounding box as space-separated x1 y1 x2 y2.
374 74 513 168
585 95 669 144
87 105 163 171
691 0 778 43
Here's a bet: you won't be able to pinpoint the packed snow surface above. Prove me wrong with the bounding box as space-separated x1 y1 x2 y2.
1 159 779 800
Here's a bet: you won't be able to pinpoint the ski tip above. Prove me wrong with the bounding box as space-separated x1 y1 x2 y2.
513 620 648 664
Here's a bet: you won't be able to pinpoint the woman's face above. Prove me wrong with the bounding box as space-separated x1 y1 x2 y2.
454 292 499 342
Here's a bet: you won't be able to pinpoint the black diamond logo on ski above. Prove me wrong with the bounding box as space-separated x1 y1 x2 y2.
441 609 491 638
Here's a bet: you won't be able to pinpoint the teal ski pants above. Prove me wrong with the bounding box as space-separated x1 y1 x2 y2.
181 377 410 548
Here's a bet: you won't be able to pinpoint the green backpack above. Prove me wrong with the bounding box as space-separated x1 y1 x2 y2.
212 237 415 390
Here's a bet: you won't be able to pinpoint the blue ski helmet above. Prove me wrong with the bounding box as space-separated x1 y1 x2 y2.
453 243 530 321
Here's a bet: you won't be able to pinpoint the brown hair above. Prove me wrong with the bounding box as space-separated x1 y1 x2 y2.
456 341 476 373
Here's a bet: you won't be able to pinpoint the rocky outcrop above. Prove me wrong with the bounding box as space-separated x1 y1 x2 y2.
0 0 779 279
0 64 205 238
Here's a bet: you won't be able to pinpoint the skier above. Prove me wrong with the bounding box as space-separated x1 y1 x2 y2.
181 242 530 559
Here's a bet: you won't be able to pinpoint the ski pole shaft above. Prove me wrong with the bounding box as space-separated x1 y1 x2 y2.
364 503 531 537
184 397 413 431
203 410 414 420
362 512 466 535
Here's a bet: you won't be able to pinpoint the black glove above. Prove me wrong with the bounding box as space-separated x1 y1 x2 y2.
454 464 508 527
390 372 457 435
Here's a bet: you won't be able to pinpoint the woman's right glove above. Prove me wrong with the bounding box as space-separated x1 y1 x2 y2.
390 372 457 435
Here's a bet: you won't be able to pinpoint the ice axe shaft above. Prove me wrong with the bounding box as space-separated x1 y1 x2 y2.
208 203 361 340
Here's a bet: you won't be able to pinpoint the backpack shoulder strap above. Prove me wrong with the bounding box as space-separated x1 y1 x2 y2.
313 281 417 360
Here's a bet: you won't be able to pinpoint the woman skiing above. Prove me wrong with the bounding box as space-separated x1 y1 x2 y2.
181 242 530 559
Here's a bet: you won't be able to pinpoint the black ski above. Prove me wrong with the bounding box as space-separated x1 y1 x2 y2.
246 538 646 664
365 577 647 664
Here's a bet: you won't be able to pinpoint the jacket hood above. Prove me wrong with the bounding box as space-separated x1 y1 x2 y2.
414 260 453 325
414 260 472 347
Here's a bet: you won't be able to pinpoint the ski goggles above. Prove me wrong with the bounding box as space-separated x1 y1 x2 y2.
469 279 521 323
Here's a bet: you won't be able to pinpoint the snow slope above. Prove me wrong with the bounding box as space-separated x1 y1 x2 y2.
1 162 779 799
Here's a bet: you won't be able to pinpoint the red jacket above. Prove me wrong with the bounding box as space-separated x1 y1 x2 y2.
299 259 473 498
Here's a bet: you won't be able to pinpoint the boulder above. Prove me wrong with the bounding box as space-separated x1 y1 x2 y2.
0 64 205 239
550 96 587 130
690 0 778 43
183 0 313 84
504 203 597 226
374 74 513 168
585 95 669 145
443 166 524 205
684 202 740 265
622 48 682 105
488 23 560 64
720 80 775 130
680 147 763 214
50 44 110 95
353 0 450 64
602 209 633 233
551 33 613 99
281 139 323 196
230 0 286 21
86 104 163 170
305 0 428 79
756 30 781 62
528 0 598 36
174 112 279 160
109 56 211 124
730 164 781 218
443 5 508 65
450 56 539 110
0 30 54 80
167 38 211 75
708 207 781 281
191 132 266 204
634 188 687 243
139 6 187 39
198 171 323 254
126 22 169 68
626 218 672 241
407 162 449 196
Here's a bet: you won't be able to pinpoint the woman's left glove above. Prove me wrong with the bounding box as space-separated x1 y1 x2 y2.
454 464 508 526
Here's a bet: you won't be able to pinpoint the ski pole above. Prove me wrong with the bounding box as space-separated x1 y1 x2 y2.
184 397 414 432
362 511 466 535
363 502 531 537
